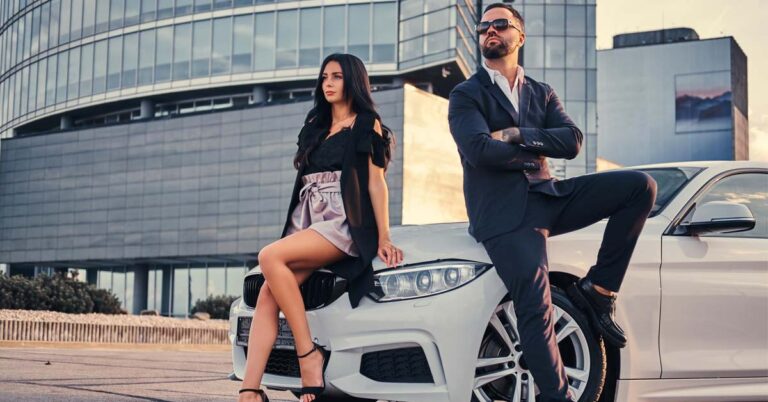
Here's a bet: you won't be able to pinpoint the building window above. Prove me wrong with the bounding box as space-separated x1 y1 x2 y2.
173 23 192 80
323 6 345 58
36 58 47 109
347 4 370 62
30 6 40 55
155 26 172 82
211 17 232 75
545 4 564 36
67 47 81 100
79 43 94 96
372 2 396 63
56 51 68 103
109 0 124 30
194 0 212 13
172 266 188 316
232 14 253 72
298 8 320 67
27 64 38 112
122 32 139 88
92 40 108 93
71 0 84 40
141 0 156 23
157 0 173 20
192 19 211 77
59 0 71 45
545 36 565 68
189 266 206 310
175 0 193 17
107 36 123 91
214 0 232 10
253 12 275 71
95 0 109 33
125 0 140 26
276 9 298 69
82 0 96 36
40 2 50 51
49 0 60 48
138 29 155 85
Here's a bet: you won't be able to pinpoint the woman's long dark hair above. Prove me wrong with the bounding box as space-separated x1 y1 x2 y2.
294 53 394 170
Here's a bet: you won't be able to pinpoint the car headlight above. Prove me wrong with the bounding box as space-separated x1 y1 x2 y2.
369 260 491 302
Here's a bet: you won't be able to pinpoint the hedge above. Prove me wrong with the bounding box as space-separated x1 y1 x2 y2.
0 272 124 314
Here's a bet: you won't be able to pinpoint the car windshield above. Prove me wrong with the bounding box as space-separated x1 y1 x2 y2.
637 167 703 217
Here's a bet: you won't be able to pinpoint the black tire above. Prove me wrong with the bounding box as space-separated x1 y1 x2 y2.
472 286 606 402
551 286 606 402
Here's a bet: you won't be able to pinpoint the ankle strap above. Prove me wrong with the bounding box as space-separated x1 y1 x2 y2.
297 343 318 359
239 388 263 394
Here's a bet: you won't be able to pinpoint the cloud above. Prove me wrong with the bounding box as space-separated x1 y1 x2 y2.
749 113 768 161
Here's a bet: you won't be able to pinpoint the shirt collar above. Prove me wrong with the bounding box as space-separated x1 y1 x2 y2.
482 60 526 88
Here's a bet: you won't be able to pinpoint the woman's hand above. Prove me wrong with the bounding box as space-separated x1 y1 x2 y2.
377 236 403 268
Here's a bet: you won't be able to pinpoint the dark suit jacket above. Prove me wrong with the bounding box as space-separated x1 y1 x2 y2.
448 68 583 242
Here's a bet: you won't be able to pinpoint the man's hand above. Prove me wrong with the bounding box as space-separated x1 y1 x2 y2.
490 127 523 144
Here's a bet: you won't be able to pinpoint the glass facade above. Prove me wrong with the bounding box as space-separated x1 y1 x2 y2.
93 263 245 315
168 264 246 317
399 0 462 70
0 0 399 134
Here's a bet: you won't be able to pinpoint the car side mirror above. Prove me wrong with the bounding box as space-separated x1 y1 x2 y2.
681 201 756 235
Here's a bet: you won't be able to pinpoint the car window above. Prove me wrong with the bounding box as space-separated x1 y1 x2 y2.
688 172 768 238
639 167 702 217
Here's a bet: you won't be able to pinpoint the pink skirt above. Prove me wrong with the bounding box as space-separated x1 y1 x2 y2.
285 171 359 257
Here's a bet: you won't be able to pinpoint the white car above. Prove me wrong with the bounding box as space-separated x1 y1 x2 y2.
229 161 768 402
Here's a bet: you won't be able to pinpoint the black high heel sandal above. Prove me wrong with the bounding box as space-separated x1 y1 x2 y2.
238 388 269 402
297 341 330 400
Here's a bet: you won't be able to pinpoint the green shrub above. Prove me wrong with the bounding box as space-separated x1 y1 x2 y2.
87 286 124 314
0 273 122 314
191 294 238 319
0 274 48 310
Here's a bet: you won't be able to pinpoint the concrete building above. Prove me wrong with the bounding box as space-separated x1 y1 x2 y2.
0 0 597 315
597 28 749 166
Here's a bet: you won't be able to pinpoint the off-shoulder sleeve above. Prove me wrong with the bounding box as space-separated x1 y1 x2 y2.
298 109 318 147
355 127 389 168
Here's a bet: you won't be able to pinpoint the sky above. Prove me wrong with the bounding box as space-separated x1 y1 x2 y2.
596 0 768 161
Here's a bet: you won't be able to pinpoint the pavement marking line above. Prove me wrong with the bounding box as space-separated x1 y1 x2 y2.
0 340 230 352
1 380 174 402
0 355 228 376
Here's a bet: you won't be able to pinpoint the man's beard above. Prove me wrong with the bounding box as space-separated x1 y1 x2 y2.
482 37 511 59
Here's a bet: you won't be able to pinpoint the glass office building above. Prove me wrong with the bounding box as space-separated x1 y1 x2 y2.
0 0 477 315
0 0 596 315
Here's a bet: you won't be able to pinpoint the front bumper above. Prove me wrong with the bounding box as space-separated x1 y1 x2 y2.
229 267 508 402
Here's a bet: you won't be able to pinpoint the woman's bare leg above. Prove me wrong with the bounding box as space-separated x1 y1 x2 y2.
238 271 313 402
258 229 347 402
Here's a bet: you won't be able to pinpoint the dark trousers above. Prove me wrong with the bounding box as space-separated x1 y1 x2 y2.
481 170 657 401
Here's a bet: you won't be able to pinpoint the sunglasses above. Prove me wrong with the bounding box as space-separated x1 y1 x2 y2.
475 18 522 35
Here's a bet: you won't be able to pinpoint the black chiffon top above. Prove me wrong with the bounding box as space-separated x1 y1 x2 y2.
304 127 351 174
282 112 391 308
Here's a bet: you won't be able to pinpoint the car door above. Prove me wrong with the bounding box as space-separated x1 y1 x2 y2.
660 169 768 378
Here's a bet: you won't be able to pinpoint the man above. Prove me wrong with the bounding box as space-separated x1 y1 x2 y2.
448 3 657 401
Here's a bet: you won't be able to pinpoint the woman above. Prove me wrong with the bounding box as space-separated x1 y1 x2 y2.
238 53 404 402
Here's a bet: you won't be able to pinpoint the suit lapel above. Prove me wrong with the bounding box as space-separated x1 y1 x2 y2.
519 80 531 127
477 68 519 125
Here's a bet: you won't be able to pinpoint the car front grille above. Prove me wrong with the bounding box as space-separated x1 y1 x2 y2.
242 271 346 310
245 346 301 378
245 346 334 379
360 347 434 383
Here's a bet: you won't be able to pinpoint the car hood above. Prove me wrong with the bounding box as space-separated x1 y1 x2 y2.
375 218 668 272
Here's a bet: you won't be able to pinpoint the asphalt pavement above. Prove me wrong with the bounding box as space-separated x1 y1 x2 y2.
0 343 297 402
